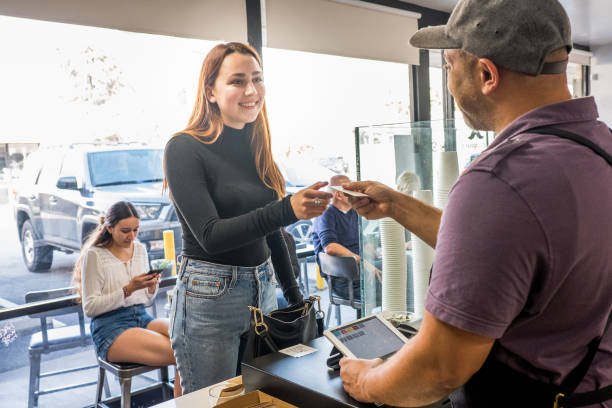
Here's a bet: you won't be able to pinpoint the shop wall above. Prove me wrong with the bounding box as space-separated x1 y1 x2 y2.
591 44 612 125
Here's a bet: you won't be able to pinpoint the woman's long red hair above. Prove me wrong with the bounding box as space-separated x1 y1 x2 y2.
166 42 285 199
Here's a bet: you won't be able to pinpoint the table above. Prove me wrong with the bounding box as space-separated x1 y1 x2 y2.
296 245 315 295
152 333 446 408
243 336 446 408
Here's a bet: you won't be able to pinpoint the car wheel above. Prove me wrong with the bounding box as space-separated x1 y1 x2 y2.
21 219 53 272
286 220 313 247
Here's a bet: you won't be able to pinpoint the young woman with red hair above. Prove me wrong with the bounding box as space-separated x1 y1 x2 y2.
163 42 331 393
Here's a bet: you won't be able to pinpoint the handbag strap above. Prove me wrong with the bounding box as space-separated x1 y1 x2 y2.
311 294 324 319
248 305 280 352
521 125 612 407
259 329 280 353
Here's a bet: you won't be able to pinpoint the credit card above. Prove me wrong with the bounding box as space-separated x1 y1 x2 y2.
329 185 369 197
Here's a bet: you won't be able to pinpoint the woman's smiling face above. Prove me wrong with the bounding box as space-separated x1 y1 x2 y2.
207 52 265 129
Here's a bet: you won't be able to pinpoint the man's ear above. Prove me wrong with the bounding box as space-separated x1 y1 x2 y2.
478 58 500 95
206 87 216 104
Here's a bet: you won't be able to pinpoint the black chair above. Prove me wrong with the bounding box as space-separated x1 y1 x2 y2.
95 357 173 408
26 287 107 408
317 253 362 327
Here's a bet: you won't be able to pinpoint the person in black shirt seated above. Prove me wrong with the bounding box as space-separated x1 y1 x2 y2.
163 42 332 394
311 175 381 301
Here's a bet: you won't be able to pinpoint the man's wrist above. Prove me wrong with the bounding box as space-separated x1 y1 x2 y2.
388 190 403 220
362 362 383 403
122 285 132 298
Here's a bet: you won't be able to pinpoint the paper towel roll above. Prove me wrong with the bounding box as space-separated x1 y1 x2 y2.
379 217 407 313
411 190 435 319
433 151 459 210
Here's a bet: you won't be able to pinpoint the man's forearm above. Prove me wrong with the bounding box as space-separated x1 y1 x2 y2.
390 190 442 249
359 312 494 407
325 243 360 262
363 340 455 406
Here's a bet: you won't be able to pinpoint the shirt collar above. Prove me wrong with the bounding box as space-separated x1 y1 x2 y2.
486 97 599 152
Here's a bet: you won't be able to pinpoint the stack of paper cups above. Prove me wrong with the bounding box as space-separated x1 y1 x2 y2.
411 190 435 319
433 151 460 210
379 217 407 313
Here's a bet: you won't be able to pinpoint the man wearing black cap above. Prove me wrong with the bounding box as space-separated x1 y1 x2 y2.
339 0 612 407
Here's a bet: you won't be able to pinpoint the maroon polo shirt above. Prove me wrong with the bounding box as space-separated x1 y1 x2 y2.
426 97 612 402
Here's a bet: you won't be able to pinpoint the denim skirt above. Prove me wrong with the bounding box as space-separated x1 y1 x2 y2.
90 304 154 360
168 256 277 394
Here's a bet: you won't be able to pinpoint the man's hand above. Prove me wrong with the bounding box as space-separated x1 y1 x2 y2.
344 180 442 249
342 181 398 220
339 357 383 403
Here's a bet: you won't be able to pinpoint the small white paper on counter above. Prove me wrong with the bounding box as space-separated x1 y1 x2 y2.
279 344 318 358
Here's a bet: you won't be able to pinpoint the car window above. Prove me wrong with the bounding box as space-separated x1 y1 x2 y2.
87 149 163 187
37 150 64 187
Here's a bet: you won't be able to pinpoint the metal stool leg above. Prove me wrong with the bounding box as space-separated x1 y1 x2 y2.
103 372 111 398
119 377 132 408
160 366 170 400
301 259 310 296
28 352 41 408
95 366 105 405
325 303 332 328
335 305 342 326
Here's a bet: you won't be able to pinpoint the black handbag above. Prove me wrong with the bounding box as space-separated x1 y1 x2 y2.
245 294 325 359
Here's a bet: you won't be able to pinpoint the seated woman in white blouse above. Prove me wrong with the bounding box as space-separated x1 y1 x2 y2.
72 201 181 397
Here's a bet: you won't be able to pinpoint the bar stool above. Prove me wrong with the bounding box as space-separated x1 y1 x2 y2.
95 357 173 408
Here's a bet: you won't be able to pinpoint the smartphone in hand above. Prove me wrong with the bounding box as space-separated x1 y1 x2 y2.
147 269 163 276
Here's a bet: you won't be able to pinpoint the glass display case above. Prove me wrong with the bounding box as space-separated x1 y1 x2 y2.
354 119 492 316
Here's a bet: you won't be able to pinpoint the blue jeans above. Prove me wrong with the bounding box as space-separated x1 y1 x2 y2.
168 257 277 394
91 304 153 360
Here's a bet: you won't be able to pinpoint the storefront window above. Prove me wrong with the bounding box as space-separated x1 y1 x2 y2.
263 47 411 180
0 16 212 407
567 61 585 98
429 50 445 122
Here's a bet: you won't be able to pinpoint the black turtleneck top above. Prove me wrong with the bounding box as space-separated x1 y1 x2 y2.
163 125 301 303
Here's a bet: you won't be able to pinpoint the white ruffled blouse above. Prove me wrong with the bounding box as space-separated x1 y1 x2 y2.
81 241 157 318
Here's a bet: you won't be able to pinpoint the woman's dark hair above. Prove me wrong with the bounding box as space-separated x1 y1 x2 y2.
72 201 139 300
